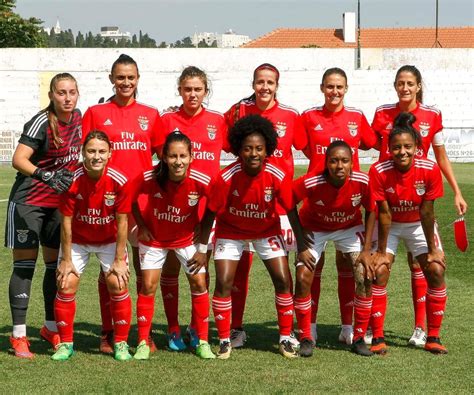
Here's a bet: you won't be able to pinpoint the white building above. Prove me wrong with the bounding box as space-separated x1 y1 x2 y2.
100 26 131 42
43 18 61 35
192 29 251 48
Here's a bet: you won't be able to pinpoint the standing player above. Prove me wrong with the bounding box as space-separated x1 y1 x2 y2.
52 131 133 361
301 67 378 345
158 66 228 351
5 73 81 358
224 63 307 348
371 65 467 347
198 114 312 359
133 131 215 360
369 112 448 355
292 140 376 357
82 54 164 353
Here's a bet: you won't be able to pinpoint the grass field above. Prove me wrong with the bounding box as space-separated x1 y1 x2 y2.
0 163 473 394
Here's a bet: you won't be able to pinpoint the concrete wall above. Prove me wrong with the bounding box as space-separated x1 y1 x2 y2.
1 48 472 162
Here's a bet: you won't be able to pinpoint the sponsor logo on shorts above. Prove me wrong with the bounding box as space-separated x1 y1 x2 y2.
264 187 274 202
17 230 28 243
138 116 149 131
215 244 225 254
275 122 287 137
348 121 358 137
188 192 200 207
414 181 426 196
104 192 116 206
419 122 430 138
207 124 217 140
14 293 29 299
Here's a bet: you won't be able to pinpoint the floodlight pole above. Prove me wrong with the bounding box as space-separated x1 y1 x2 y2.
433 0 442 47
357 0 361 69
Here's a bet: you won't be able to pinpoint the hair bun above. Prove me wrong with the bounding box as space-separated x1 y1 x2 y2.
394 111 416 129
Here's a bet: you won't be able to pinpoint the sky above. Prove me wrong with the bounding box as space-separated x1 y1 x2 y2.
15 0 474 43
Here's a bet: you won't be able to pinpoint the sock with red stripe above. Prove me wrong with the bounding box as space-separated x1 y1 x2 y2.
411 267 427 330
136 293 155 343
294 295 312 340
275 293 293 337
111 291 132 343
353 295 372 342
212 295 232 341
426 286 447 338
370 285 387 338
310 267 323 324
337 266 355 325
192 291 210 342
54 292 76 343
160 275 180 334
98 271 113 334
231 251 253 329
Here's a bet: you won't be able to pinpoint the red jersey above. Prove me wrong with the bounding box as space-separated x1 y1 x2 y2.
208 160 294 240
60 165 132 245
293 171 373 232
372 102 443 161
225 99 307 179
82 100 164 182
136 167 211 248
302 105 377 173
369 159 443 223
160 106 228 179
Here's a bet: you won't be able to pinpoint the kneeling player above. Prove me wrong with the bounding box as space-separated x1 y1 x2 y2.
52 131 133 361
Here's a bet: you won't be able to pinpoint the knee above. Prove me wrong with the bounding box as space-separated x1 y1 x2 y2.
374 265 389 286
295 268 312 296
424 264 445 287
273 275 291 294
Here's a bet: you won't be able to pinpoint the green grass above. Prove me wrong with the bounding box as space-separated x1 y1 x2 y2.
0 163 473 394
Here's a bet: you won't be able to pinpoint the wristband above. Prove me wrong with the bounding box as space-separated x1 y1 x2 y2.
197 243 208 254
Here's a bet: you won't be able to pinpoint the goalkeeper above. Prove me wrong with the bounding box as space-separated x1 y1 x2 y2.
4 73 82 359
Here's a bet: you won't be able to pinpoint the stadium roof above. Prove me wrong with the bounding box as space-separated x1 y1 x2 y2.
242 27 474 48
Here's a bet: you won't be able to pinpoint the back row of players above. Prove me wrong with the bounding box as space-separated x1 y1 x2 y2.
6 54 467 361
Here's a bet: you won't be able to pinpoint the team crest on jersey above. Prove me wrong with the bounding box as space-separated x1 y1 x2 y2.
351 193 362 207
17 230 29 244
104 192 116 206
419 122 430 138
347 122 358 137
188 192 200 206
414 181 426 196
138 116 149 131
275 122 287 137
207 125 217 140
264 187 274 202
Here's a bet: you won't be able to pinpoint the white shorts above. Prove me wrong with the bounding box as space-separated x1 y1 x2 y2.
280 215 296 252
386 221 443 258
213 235 287 261
299 225 365 264
139 243 206 274
58 242 128 274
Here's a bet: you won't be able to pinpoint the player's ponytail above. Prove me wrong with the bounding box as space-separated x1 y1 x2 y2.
155 130 192 190
42 73 78 149
389 112 422 147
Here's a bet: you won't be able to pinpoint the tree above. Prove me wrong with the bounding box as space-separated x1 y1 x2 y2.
182 36 193 47
75 31 84 48
158 41 167 48
0 0 45 47
198 39 208 48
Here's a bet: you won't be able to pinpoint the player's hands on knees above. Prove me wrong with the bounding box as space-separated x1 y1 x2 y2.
137 226 154 242
356 250 375 280
56 258 79 289
372 251 391 272
296 249 316 272
108 258 130 290
427 248 446 270
187 252 207 275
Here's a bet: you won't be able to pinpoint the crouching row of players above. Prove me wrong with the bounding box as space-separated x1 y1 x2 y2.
51 112 447 361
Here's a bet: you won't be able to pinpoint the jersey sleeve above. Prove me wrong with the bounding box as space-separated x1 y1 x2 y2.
292 114 308 150
369 165 387 202
360 113 378 149
150 111 166 156
433 110 443 135
18 116 47 151
224 103 238 128
361 182 376 212
81 107 94 143
371 110 385 137
59 188 76 216
115 181 133 214
424 165 444 201
206 176 225 213
277 175 295 211
292 175 307 204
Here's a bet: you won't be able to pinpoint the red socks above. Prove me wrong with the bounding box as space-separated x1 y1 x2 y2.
110 291 132 343
136 293 155 342
275 293 293 337
212 296 232 340
411 267 427 330
426 286 447 338
192 291 210 342
231 250 253 329
337 267 355 325
54 292 76 343
294 295 312 340
98 272 113 333
160 274 180 334
370 285 387 338
353 295 372 342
